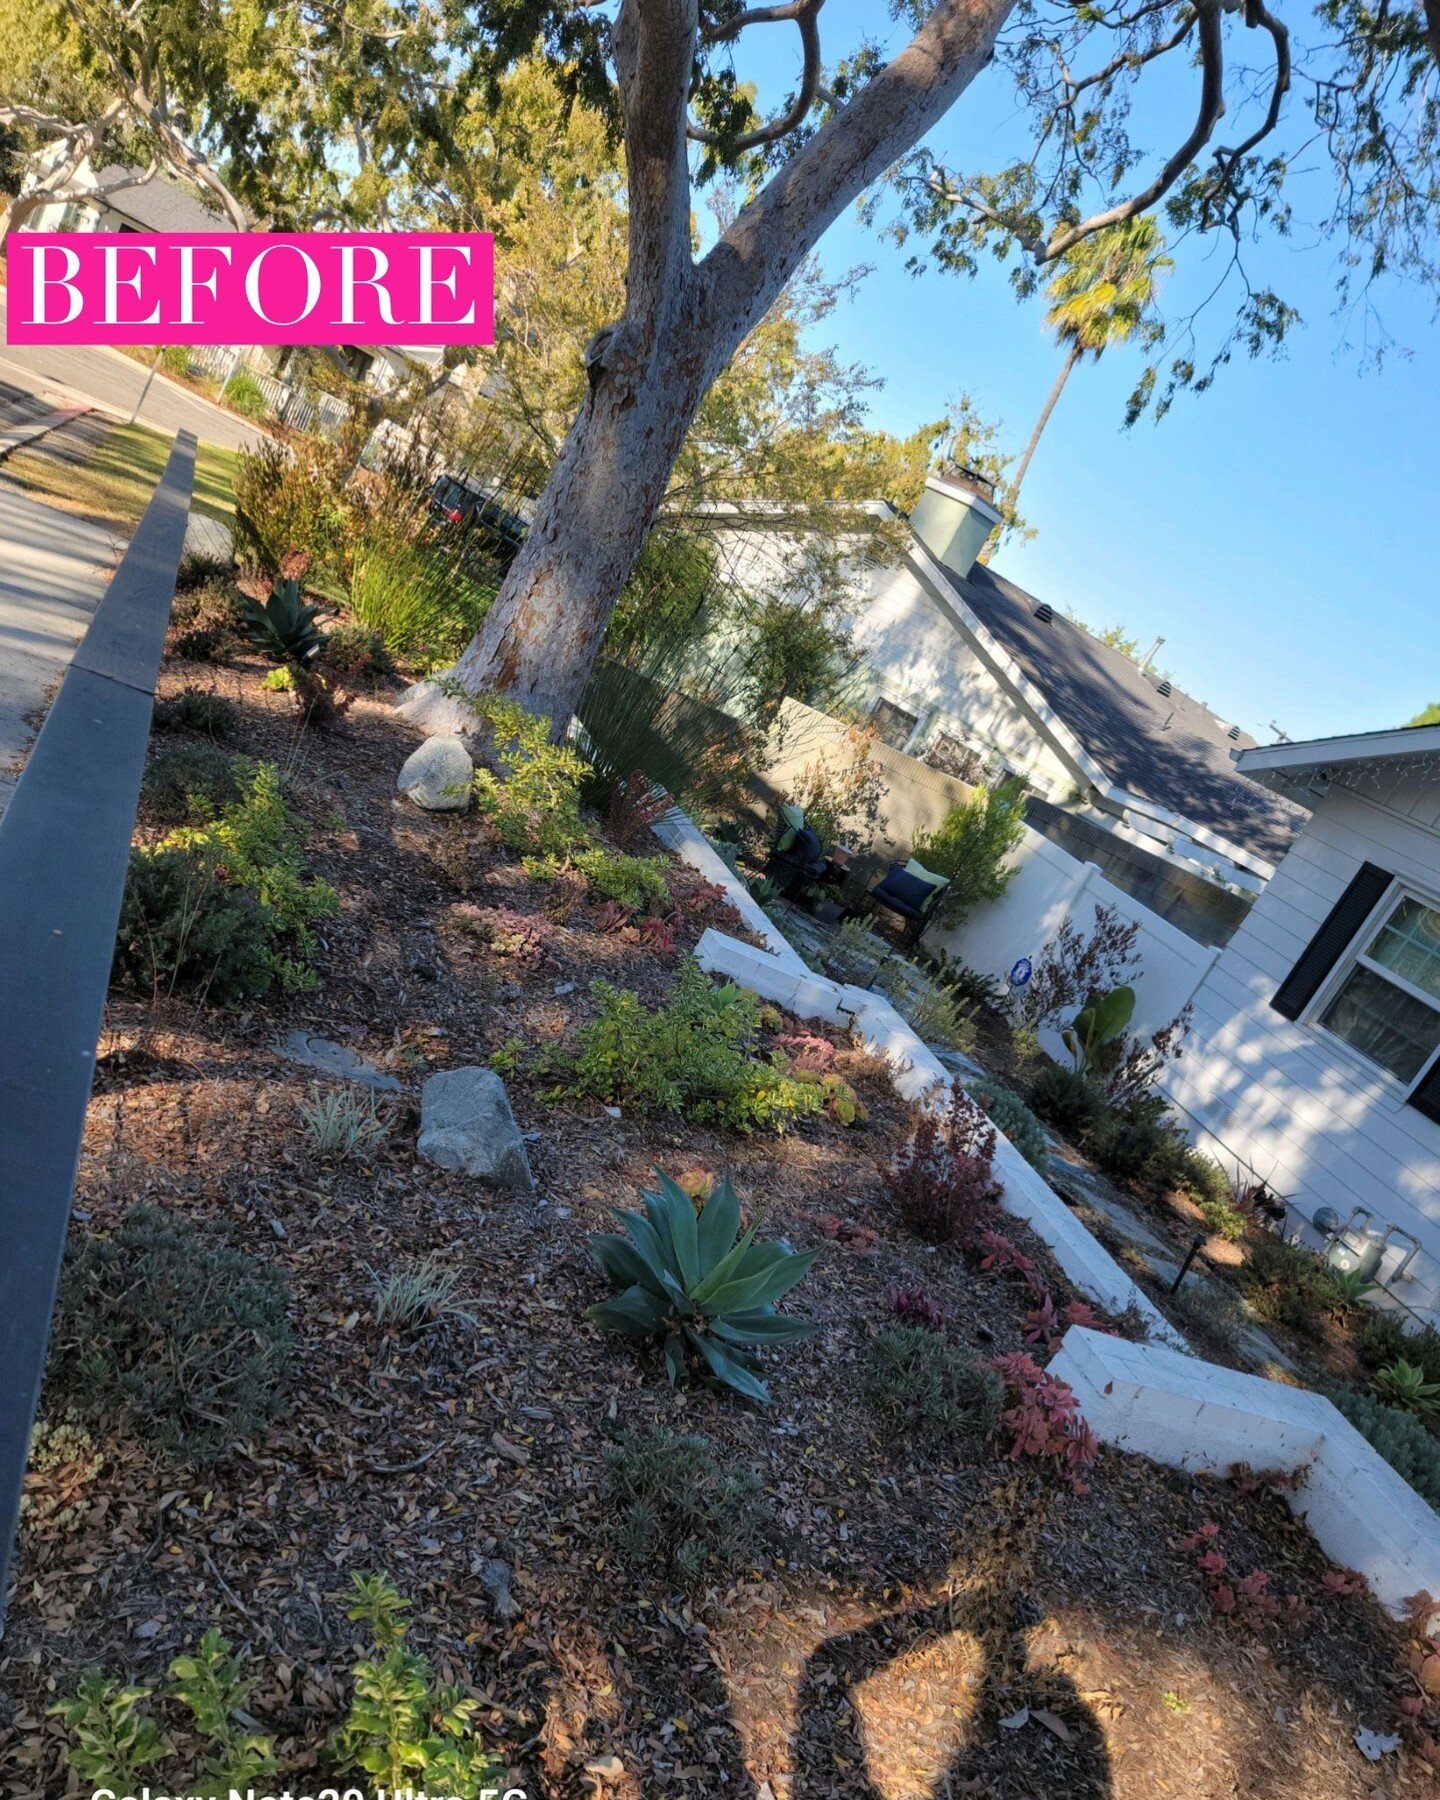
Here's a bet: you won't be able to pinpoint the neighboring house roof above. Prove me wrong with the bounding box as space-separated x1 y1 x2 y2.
86 166 236 233
926 555 1307 866
1239 724 1440 792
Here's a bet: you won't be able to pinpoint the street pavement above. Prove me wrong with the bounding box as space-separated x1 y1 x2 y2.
0 480 122 812
0 288 266 451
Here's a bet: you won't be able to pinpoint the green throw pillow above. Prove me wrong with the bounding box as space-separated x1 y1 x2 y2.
776 801 806 854
904 858 950 913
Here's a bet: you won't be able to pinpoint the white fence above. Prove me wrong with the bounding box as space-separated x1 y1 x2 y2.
179 345 347 435
927 824 1220 1047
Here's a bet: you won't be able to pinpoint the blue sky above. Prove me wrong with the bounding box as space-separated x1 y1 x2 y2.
726 3 1440 743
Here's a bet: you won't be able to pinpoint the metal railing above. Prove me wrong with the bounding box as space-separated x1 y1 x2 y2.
0 433 196 1613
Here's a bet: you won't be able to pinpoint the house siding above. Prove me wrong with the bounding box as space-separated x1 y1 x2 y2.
1166 778 1440 1321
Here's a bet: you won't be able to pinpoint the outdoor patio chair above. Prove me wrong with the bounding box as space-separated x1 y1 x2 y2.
765 821 827 897
853 859 949 950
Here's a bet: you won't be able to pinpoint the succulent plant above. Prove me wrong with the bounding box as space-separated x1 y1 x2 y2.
1375 1357 1440 1418
587 1171 818 1401
241 577 324 664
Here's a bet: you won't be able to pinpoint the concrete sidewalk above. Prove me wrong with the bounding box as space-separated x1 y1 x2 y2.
0 483 123 812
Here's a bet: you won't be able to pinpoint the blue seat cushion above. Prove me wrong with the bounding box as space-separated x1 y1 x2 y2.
873 864 934 917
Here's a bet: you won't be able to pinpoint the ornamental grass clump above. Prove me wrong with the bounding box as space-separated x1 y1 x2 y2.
881 1081 1001 1245
587 1170 818 1400
866 1324 1003 1450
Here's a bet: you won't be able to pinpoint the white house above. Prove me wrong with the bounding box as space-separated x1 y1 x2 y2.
715 469 1304 944
1161 725 1440 1321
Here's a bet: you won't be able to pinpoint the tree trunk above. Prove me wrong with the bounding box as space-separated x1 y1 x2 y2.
400 0 1018 739
1008 341 1082 515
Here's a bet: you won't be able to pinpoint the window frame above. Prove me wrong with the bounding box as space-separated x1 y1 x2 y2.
1304 876 1440 1096
866 691 923 754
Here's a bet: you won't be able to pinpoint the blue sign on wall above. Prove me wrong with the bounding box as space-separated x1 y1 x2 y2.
1009 957 1033 988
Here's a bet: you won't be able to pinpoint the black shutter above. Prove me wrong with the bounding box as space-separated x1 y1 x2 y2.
1410 1061 1440 1126
1271 862 1393 1022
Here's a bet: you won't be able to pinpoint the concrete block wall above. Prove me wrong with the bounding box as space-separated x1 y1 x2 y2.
1051 1328 1440 1618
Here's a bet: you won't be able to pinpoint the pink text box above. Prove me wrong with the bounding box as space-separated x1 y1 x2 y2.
6 232 494 346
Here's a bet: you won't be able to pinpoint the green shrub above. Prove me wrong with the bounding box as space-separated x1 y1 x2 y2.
464 693 592 858
1328 1387 1440 1512
970 1082 1049 1172
152 688 236 738
1355 1310 1440 1382
865 1325 1003 1449
904 985 976 1052
115 764 337 1002
234 433 351 577
1090 1093 1191 1191
588 1170 818 1400
324 622 396 681
159 344 192 378
550 956 824 1133
112 845 285 1004
1239 1233 1336 1339
910 778 1027 926
604 1425 766 1586
51 1206 291 1464
339 481 498 659
1375 1357 1440 1416
175 548 234 592
1180 1152 1247 1239
1166 1276 1248 1360
1028 1062 1107 1141
574 847 673 910
141 743 250 826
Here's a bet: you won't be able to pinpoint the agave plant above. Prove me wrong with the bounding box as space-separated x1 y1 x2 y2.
242 577 324 664
1375 1357 1440 1418
587 1171 818 1400
1326 1266 1378 1312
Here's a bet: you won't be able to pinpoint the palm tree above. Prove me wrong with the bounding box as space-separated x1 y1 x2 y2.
1009 215 1172 511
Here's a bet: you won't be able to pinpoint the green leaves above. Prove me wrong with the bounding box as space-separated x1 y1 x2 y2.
50 1670 170 1788
587 1170 817 1401
241 578 324 665
1063 983 1137 1077
1376 1357 1440 1418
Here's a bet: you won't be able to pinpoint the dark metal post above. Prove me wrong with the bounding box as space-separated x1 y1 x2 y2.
0 433 196 1617
1170 1233 1207 1294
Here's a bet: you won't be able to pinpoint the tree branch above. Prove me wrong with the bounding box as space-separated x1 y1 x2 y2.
694 0 1016 392
689 0 824 151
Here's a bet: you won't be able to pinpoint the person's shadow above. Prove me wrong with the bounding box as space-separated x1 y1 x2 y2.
790 1579 1113 1798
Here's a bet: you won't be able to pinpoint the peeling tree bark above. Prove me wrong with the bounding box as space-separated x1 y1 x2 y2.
399 0 1017 738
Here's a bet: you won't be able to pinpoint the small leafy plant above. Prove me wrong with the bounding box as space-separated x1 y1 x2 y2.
1063 984 1136 1077
574 847 674 910
464 692 592 857
587 1170 818 1400
992 1350 1098 1492
549 955 824 1133
970 1081 1049 1172
603 1424 767 1587
607 768 673 849
455 902 558 966
151 686 236 738
866 1324 1002 1449
51 1206 292 1464
881 1082 1001 1244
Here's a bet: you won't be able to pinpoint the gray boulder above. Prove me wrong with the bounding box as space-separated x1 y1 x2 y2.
397 735 473 811
418 1067 535 1191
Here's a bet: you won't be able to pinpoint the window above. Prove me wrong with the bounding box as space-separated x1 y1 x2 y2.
868 697 918 751
1318 894 1440 1084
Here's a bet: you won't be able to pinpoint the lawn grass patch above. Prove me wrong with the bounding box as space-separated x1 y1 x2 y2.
3 420 238 529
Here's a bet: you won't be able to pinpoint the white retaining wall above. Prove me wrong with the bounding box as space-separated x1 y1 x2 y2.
652 810 809 976
693 926 1184 1347
1052 1328 1440 1619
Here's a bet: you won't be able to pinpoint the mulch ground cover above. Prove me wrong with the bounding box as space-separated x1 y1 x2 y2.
1 643 1434 1798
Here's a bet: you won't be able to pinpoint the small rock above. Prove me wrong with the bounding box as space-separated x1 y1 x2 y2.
603 1105 622 1119
280 1030 401 1092
472 1555 520 1622
397 735 474 811
584 1755 626 1784
554 981 577 996
418 1067 535 1191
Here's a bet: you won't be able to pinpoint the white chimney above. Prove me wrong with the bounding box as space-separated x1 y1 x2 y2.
908 471 1004 581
